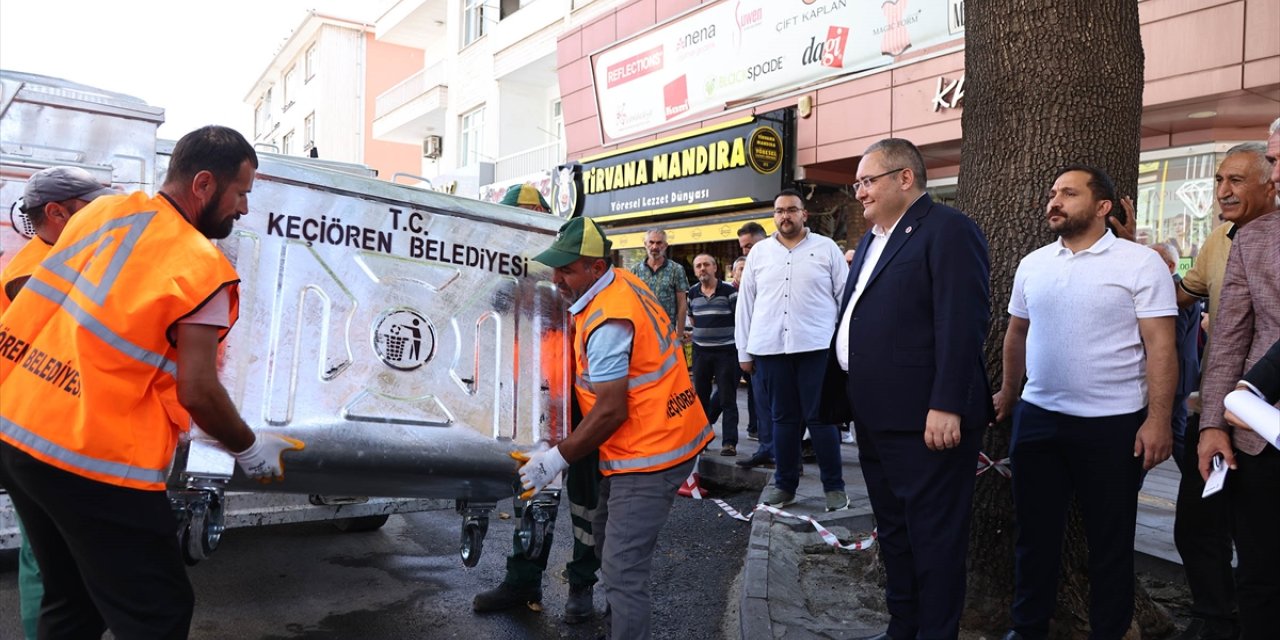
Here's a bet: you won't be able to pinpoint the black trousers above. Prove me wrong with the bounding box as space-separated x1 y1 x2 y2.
0 441 194 640
692 345 739 445
855 422 982 640
1009 402 1145 640
1173 415 1238 632
1229 445 1280 639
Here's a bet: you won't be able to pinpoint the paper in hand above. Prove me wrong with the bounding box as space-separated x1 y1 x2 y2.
1224 389 1280 449
1202 454 1228 498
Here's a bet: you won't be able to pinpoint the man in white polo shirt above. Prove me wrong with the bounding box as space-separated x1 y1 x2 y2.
993 164 1177 640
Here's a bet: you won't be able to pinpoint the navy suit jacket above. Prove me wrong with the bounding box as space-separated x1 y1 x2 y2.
833 193 993 432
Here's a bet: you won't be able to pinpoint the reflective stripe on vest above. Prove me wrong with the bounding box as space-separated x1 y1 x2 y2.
0 415 168 484
0 192 239 490
575 348 681 392
573 269 712 476
598 422 714 473
23 276 178 378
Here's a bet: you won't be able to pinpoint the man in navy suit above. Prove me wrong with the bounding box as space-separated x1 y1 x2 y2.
833 138 992 640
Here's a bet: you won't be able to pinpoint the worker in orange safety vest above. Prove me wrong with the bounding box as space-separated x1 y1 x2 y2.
0 126 302 640
517 215 713 639
1 165 120 640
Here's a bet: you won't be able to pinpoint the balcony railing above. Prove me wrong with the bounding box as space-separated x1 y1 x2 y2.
375 61 446 118
494 140 564 182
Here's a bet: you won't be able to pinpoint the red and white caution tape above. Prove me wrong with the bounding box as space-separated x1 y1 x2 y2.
699 496 877 552
678 456 710 499
976 451 1011 478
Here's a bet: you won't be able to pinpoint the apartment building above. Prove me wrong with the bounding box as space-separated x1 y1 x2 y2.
371 0 621 202
244 12 425 180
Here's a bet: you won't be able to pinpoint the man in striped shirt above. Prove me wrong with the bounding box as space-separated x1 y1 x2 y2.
687 254 740 456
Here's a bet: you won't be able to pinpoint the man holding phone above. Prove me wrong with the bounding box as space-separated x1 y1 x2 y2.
992 164 1177 640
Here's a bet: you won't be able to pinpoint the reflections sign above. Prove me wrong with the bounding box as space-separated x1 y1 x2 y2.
591 0 960 142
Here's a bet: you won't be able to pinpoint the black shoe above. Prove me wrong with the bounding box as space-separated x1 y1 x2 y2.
747 428 759 441
564 584 594 624
473 582 542 612
736 452 774 468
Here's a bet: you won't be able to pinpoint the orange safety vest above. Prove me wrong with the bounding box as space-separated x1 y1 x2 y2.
0 237 52 315
0 191 240 490
573 268 712 475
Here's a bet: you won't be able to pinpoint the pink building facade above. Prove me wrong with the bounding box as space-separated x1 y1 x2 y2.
555 0 1279 261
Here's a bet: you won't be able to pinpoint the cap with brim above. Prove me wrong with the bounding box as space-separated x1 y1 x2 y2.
501 183 550 210
534 216 612 268
22 166 117 213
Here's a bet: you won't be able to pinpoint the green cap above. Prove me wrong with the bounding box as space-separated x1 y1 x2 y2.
500 183 550 210
533 216 613 268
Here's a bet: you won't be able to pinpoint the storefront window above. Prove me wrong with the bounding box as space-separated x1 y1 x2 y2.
1135 150 1222 261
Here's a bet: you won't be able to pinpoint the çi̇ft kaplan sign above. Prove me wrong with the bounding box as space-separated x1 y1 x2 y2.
592 0 963 142
551 113 788 222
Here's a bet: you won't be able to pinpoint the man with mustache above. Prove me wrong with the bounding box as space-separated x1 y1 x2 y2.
1196 118 1280 640
0 126 302 639
735 189 849 512
687 253 740 456
1171 140 1274 640
994 165 1176 640
517 216 712 639
630 228 688 337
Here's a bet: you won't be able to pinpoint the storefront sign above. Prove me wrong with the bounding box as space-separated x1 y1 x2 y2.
948 0 965 34
591 0 961 142
932 74 964 111
551 112 790 222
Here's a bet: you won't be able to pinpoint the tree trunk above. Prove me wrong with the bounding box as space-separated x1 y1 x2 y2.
957 1 1170 637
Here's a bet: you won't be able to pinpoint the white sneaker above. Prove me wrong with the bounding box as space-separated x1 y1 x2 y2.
840 431 855 444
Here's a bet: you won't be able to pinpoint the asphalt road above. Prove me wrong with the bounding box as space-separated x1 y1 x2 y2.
0 488 755 640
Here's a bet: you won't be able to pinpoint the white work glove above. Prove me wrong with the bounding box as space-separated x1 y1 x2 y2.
515 445 568 499
233 433 305 483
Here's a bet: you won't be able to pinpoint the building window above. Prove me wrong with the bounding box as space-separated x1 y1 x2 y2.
499 0 527 19
460 106 485 166
462 0 487 46
305 44 317 82
254 87 274 139
283 65 297 111
551 99 564 158
283 131 294 156
304 112 315 150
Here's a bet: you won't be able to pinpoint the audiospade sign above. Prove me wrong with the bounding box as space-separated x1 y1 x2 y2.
592 0 960 142
554 112 790 222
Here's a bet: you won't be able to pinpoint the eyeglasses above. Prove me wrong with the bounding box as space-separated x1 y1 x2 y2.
853 168 906 192
773 206 804 215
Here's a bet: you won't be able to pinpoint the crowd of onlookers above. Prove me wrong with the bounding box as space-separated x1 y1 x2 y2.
635 121 1280 640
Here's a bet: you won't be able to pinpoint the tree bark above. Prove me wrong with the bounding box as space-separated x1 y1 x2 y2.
957 1 1170 637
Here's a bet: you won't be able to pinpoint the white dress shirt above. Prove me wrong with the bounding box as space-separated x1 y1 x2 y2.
836 211 907 371
735 229 847 362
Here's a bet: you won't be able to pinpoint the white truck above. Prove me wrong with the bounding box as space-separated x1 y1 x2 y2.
1 70 569 567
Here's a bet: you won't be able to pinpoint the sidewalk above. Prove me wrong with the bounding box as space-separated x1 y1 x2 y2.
693 390 1182 640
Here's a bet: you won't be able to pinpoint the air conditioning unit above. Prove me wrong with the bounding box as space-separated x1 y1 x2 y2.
422 135 443 159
